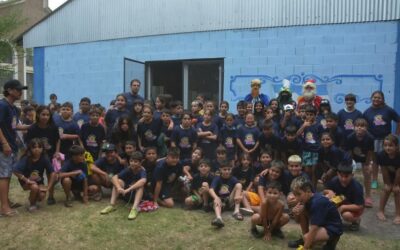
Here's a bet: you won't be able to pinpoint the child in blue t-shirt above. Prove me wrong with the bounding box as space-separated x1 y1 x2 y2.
288 176 342 249
196 110 218 161
13 138 56 212
171 112 198 161
56 102 80 158
80 107 105 160
324 113 345 149
258 160 285 204
258 120 281 160
137 106 162 152
237 113 260 161
182 147 203 180
337 93 363 138
280 125 302 163
324 163 364 231
100 151 146 220
345 118 374 207
184 159 214 211
209 161 243 228
376 134 400 224
297 105 323 187
233 100 246 129
218 113 237 162
59 145 89 207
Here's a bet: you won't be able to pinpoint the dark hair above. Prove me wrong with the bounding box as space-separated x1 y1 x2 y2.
216 145 227 154
161 108 171 115
304 104 316 114
35 105 53 125
270 160 285 173
129 151 143 161
219 160 232 169
124 140 137 148
23 105 35 114
167 147 180 157
325 112 338 122
265 181 282 192
345 93 356 103
236 100 247 108
225 113 235 120
260 149 272 157
61 102 73 110
80 97 91 105
144 146 157 154
354 118 368 127
89 107 101 115
199 158 211 167
115 94 127 104
321 132 335 142
219 100 229 110
26 138 45 162
170 100 183 109
130 79 141 86
50 93 57 99
69 145 85 156
181 111 192 120
285 125 297 135
371 90 385 102
262 120 274 130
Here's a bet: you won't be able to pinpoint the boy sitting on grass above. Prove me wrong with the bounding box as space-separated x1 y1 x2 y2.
288 176 343 250
59 145 89 207
324 163 364 231
209 161 243 228
100 151 146 220
250 181 289 240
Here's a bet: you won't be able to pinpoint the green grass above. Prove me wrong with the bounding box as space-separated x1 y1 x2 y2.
1 179 400 250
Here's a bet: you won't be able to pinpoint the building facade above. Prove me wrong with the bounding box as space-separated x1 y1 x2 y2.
23 0 400 112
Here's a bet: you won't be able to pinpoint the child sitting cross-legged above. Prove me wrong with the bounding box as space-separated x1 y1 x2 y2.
250 181 289 240
184 159 214 211
209 161 243 228
100 151 146 220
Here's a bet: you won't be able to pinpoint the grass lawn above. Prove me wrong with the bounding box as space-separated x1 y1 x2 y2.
1 179 400 250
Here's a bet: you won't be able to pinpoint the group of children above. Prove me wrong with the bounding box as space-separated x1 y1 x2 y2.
10 89 400 249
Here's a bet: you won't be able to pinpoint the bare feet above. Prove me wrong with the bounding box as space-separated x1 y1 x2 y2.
376 211 386 221
393 216 400 225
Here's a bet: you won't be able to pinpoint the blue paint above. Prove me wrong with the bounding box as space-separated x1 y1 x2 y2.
37 21 398 112
394 21 400 114
33 47 44 104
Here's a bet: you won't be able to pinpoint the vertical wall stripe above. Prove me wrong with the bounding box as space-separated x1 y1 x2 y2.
33 47 45 104
394 21 400 114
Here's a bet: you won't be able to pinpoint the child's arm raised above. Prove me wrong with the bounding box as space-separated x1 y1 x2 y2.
182 165 193 181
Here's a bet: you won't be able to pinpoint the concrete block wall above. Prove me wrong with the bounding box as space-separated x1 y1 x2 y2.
35 21 399 113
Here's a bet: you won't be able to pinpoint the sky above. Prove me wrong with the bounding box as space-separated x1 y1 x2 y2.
48 0 68 10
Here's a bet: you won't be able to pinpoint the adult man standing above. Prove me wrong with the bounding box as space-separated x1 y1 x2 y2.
244 79 270 107
0 80 27 216
124 79 144 111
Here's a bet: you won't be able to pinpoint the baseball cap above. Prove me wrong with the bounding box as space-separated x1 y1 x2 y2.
3 80 28 91
284 104 294 111
102 143 116 152
320 99 330 106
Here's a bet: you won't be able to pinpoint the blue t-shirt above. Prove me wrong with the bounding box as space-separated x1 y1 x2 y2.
237 125 260 150
218 125 238 161
123 92 144 111
80 123 106 160
337 109 363 138
181 158 200 175
25 124 60 157
318 145 352 170
191 173 214 191
306 192 343 236
105 109 130 130
171 125 198 160
61 160 89 182
376 151 400 174
302 122 323 152
232 166 254 189
137 118 162 148
94 157 124 175
196 122 218 161
282 170 309 195
326 177 364 206
117 167 147 186
345 132 374 163
57 118 80 156
210 175 238 198
233 115 245 129
13 155 53 185
280 137 303 157
258 133 281 152
0 99 19 152
153 159 182 186
73 112 90 128
363 105 400 139
324 126 345 148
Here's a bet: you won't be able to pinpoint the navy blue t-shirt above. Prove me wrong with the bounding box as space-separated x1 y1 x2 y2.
237 125 260 150
233 115 245 129
282 170 309 195
324 127 345 148
171 125 198 160
80 123 106 160
191 173 214 191
302 122 323 152
306 192 343 236
337 109 363 138
123 92 144 111
153 159 182 186
73 112 90 128
25 124 60 157
218 125 237 161
232 166 254 189
105 109 130 130
0 99 19 152
318 145 352 170
345 132 374 163
196 122 218 161
210 175 238 198
326 177 364 206
13 155 53 185
137 118 162 148
117 167 146 186
61 160 89 182
94 157 124 175
57 118 80 156
281 137 303 157
258 133 281 152
363 105 400 139
280 115 303 131
376 151 400 174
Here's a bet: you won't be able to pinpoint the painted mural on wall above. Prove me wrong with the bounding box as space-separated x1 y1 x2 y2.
229 73 383 112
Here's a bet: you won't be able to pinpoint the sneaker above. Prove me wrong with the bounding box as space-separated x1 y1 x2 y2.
100 205 116 215
371 180 378 189
250 227 262 238
349 222 360 231
288 237 304 248
27 205 38 213
211 217 224 228
47 197 56 205
64 199 73 208
364 197 373 208
272 228 285 239
240 207 254 216
128 207 139 220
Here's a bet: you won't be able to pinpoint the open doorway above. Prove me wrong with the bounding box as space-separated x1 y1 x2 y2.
148 61 183 102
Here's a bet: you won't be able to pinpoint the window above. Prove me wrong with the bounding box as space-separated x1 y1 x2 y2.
26 72 33 100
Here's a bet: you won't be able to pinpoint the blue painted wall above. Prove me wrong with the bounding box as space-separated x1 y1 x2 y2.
35 21 399 113
33 47 45 103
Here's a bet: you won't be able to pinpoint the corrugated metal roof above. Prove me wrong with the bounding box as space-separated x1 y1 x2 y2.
23 0 400 48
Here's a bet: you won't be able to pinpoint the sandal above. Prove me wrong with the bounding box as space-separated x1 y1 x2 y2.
364 197 373 208
1 210 18 217
10 201 22 209
232 212 244 221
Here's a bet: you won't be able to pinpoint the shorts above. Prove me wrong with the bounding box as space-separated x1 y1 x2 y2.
246 191 261 206
159 185 172 200
0 152 16 178
302 151 318 167
121 190 137 203
374 139 384 153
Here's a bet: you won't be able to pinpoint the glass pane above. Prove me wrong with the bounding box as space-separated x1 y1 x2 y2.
188 62 220 104
150 61 182 101
124 59 145 97
0 69 14 89
26 73 33 100
26 48 33 67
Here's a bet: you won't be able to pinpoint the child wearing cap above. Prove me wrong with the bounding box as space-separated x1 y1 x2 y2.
323 163 364 231
280 104 302 131
100 151 146 220
59 145 90 207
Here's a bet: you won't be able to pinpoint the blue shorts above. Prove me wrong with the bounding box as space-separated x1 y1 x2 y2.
0 152 16 178
302 151 318 167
